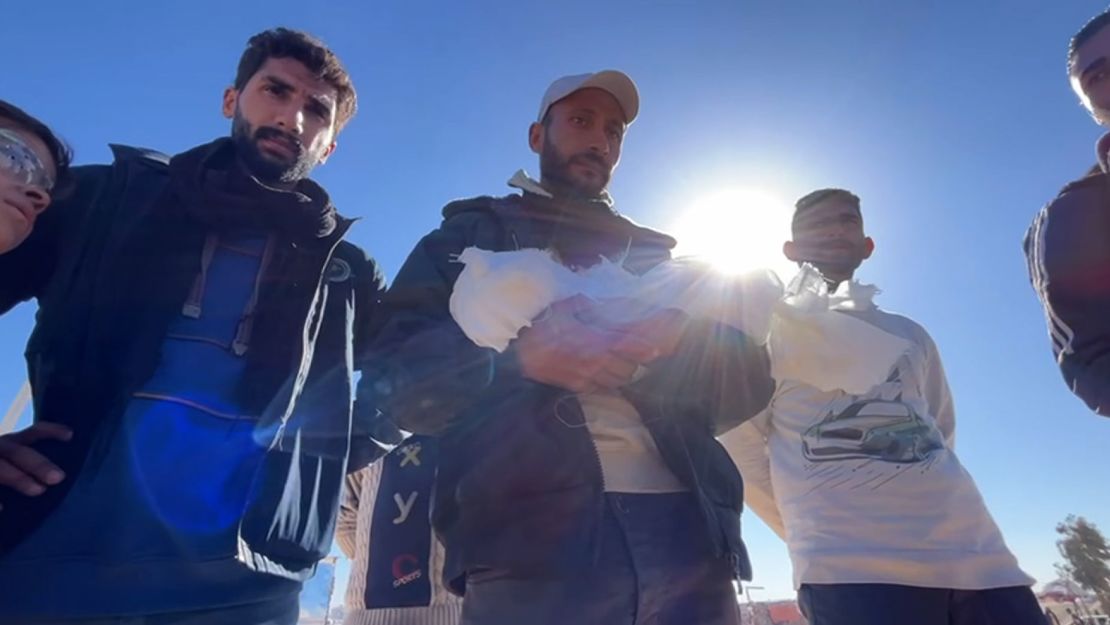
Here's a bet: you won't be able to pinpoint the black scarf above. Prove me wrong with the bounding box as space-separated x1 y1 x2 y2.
515 191 675 272
167 138 338 240
110 138 344 414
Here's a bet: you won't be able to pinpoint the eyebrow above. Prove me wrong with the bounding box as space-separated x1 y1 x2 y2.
1081 57 1108 83
261 74 294 91
794 210 860 227
307 92 335 114
262 74 336 114
569 107 627 131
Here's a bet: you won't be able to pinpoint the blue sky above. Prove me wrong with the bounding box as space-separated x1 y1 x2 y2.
3 0 1109 606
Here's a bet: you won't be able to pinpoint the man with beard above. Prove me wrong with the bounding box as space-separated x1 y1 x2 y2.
721 189 1044 625
361 71 774 625
1025 8 1110 418
0 28 386 624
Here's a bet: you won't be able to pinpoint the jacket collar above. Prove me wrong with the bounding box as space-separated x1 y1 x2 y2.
507 169 615 206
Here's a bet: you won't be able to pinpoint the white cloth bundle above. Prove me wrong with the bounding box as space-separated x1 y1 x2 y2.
448 247 782 352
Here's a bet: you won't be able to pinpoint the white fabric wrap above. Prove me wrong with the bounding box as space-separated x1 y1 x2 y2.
769 265 912 395
449 248 782 352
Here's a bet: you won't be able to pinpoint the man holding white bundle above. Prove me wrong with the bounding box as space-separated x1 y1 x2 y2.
721 188 1045 625
363 70 775 624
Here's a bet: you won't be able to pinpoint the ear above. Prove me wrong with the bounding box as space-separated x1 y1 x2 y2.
528 122 544 155
862 236 875 259
317 140 338 165
222 86 238 120
783 240 799 262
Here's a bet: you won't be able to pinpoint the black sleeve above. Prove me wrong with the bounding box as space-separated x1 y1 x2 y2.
352 251 389 371
623 318 775 436
360 211 524 437
1025 172 1110 417
347 249 397 470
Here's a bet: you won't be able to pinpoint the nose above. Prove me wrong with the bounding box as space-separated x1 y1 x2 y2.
24 186 51 214
587 127 610 157
823 221 848 238
274 104 305 136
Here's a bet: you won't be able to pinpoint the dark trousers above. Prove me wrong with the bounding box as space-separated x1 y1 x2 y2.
461 492 741 625
17 593 299 625
798 583 1048 625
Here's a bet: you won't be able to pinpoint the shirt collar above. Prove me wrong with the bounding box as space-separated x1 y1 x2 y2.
507 169 615 205
786 263 880 311
508 169 554 198
828 276 880 311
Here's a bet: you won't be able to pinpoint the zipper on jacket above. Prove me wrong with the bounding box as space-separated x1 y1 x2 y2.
575 394 609 565
588 431 606 565
552 392 608 564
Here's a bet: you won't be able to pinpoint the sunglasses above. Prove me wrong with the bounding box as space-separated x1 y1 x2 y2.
0 128 55 192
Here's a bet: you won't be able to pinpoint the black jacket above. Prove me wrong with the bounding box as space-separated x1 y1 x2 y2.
365 192 775 593
0 143 388 579
1024 133 1110 418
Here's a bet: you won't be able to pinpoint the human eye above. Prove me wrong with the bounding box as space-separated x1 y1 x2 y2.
263 83 288 98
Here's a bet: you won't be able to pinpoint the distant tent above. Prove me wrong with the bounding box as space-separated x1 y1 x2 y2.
767 601 805 624
1040 578 1094 603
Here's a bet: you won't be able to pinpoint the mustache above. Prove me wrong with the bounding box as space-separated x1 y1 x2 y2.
254 127 304 157
791 241 861 262
569 152 608 170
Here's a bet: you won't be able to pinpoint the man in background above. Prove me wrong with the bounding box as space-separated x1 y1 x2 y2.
725 189 1044 625
1025 8 1110 419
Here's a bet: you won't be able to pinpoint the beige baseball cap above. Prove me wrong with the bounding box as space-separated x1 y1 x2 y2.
536 70 639 124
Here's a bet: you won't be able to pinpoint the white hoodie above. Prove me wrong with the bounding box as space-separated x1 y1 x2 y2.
720 280 1034 591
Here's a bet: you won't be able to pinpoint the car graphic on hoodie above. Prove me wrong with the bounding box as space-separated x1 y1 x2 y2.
801 398 944 464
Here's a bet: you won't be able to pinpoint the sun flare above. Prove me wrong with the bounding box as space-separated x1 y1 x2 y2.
670 188 795 277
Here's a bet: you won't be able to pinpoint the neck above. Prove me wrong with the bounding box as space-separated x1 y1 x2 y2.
539 175 604 203
810 264 854 291
234 156 298 192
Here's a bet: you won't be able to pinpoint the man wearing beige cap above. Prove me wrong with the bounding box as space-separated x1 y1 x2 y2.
360 71 774 624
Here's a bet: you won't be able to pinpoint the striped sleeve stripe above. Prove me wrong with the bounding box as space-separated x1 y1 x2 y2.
1027 205 1076 357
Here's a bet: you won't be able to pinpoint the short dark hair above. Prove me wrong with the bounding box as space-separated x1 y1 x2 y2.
1070 10 1110 75
792 188 861 230
0 99 74 196
234 27 357 130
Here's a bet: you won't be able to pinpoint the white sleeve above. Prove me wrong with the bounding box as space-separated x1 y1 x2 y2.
718 409 787 540
922 331 956 448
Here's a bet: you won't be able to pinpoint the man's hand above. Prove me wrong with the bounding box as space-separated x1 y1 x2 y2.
515 296 661 393
598 305 691 361
0 422 71 505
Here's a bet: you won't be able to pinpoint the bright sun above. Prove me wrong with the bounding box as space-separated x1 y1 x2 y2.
669 188 795 276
